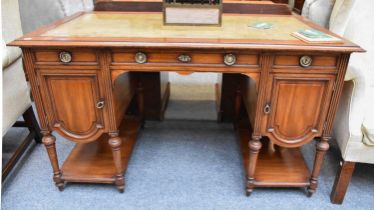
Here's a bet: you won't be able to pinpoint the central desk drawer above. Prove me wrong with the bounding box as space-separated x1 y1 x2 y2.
111 50 259 67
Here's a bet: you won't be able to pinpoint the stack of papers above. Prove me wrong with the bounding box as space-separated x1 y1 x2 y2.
292 29 343 43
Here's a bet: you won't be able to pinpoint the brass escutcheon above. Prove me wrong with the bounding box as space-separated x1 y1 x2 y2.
96 100 105 109
178 54 191 63
263 104 271 114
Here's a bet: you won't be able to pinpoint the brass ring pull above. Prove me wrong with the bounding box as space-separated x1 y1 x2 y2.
264 104 271 114
96 100 105 109
224 54 236 66
59 51 72 63
135 52 147 64
300 55 312 67
178 54 191 63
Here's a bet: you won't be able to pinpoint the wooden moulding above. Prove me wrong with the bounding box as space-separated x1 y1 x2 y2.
61 116 140 184
238 121 310 187
94 1 292 16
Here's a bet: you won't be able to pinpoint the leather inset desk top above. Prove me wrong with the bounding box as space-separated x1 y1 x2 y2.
42 13 307 41
10 12 363 53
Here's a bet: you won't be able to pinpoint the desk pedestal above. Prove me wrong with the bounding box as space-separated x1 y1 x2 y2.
238 121 311 192
59 117 140 191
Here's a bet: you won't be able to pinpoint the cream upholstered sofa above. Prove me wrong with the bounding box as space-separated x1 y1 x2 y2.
3 0 94 131
19 0 93 34
2 0 42 180
2 0 93 180
303 0 374 204
2 0 31 135
302 0 335 27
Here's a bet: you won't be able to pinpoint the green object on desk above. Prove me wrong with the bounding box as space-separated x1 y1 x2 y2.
298 29 330 39
249 22 273 29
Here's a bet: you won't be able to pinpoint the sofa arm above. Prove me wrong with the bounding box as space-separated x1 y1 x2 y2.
19 0 65 34
2 58 32 134
301 0 335 27
333 63 368 159
19 0 94 34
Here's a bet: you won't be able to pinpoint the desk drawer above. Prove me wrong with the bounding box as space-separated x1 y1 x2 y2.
33 49 99 66
272 55 337 72
111 50 259 67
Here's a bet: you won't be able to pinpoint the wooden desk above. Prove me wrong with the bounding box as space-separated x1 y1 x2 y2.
10 12 363 195
94 0 292 122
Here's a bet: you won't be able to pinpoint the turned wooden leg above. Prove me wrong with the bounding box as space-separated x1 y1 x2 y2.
307 137 330 197
246 135 262 196
330 159 356 204
137 82 145 128
108 133 125 193
42 132 64 191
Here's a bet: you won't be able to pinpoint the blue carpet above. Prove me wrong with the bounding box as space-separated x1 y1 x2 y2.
2 120 374 210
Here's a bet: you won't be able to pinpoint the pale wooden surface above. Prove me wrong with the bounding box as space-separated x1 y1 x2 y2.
42 13 309 41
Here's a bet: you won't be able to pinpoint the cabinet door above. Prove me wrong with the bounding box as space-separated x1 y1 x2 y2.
263 74 335 147
38 71 106 142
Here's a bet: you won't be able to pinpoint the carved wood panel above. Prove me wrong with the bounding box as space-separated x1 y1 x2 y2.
38 71 106 142
263 74 335 147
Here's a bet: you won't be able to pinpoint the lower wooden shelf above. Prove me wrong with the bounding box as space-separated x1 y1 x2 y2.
61 116 140 184
238 123 310 187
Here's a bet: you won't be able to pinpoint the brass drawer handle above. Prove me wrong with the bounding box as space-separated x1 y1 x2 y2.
300 55 312 67
135 52 147 64
178 54 191 63
96 100 105 109
224 54 236 66
264 104 271 114
59 51 72 63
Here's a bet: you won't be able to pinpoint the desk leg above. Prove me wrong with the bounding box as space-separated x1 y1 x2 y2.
246 135 262 196
42 132 64 191
137 83 145 128
234 89 241 127
307 137 330 196
109 133 125 193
